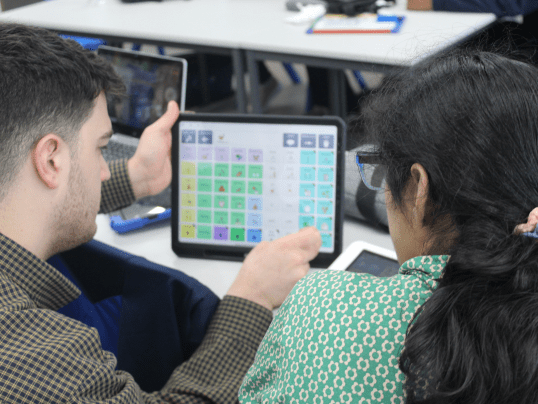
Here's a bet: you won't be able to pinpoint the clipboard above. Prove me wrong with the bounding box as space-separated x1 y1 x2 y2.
307 14 405 34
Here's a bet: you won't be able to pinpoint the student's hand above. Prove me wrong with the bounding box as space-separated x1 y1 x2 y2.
127 101 180 200
407 0 432 10
227 227 322 311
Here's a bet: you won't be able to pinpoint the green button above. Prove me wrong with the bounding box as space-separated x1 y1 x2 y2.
231 212 245 226
231 164 246 178
198 178 212 192
248 165 263 179
214 211 229 225
197 162 212 176
215 163 229 177
197 194 211 208
197 210 212 224
197 225 212 239
231 228 245 241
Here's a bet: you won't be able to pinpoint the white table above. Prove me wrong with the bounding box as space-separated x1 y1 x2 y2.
94 214 394 298
0 0 496 116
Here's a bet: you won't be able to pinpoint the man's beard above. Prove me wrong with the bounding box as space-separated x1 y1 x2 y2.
50 160 98 256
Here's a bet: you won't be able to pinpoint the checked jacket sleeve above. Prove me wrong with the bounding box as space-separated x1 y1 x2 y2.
100 159 136 214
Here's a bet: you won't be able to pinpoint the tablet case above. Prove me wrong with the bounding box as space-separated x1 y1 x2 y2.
171 113 346 268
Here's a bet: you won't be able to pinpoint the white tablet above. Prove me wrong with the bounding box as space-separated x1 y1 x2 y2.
329 241 400 277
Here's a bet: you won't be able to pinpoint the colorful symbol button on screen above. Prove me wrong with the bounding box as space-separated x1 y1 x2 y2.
181 130 195 143
231 196 245 209
317 200 333 215
197 210 211 224
197 194 211 208
317 217 333 232
318 167 334 182
232 180 245 194
181 145 196 160
299 216 315 228
181 178 196 191
299 200 315 214
181 162 196 175
214 180 228 193
248 181 262 195
198 179 212 192
300 150 316 165
181 224 195 238
181 209 195 222
247 213 262 227
214 211 229 225
231 228 245 241
181 194 195 207
198 163 212 176
231 212 245 226
318 184 334 199
214 195 228 209
321 233 333 249
197 225 212 239
247 229 262 242
215 163 229 177
232 164 246 178
248 197 262 211
214 226 228 240
319 151 335 166
248 165 263 179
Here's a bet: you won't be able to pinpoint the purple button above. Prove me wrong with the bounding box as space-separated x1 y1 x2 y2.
213 226 228 240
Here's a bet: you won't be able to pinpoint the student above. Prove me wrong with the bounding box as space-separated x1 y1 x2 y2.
0 22 321 403
239 49 538 403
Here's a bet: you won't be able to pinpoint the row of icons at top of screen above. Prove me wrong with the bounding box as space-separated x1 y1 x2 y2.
181 131 335 149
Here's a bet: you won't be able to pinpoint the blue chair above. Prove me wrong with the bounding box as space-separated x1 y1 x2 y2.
48 240 219 392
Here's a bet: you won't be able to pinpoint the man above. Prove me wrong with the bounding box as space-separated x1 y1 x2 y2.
0 23 321 403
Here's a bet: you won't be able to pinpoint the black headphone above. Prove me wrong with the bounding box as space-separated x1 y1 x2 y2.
325 0 395 16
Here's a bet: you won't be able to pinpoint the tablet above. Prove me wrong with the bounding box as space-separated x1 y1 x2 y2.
329 241 400 277
171 113 346 268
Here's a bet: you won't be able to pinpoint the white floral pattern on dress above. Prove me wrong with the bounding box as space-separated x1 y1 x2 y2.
239 255 449 404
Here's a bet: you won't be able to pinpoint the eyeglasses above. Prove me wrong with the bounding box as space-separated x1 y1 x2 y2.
356 151 386 192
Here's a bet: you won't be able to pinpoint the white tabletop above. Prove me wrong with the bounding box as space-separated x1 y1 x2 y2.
94 214 394 298
0 0 496 66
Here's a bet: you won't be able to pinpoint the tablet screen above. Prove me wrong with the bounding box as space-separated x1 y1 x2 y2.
346 251 400 277
98 46 187 136
172 114 345 266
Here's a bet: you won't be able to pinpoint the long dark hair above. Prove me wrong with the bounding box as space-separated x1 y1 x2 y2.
360 50 538 403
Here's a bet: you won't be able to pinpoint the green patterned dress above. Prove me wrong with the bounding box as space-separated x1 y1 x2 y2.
238 255 449 404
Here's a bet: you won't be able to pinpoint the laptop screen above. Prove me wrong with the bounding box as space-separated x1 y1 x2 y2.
98 46 187 137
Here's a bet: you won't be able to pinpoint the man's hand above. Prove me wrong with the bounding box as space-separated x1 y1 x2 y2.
227 227 322 311
127 101 180 200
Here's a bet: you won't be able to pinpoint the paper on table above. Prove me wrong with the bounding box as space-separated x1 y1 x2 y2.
307 13 405 34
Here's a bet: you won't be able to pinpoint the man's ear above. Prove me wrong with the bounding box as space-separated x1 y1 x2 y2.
407 163 429 227
32 134 70 189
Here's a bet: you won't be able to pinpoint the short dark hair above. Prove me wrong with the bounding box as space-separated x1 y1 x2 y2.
0 23 124 200
359 49 538 403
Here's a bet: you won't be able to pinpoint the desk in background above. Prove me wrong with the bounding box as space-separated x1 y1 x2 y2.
0 0 496 117
94 214 394 298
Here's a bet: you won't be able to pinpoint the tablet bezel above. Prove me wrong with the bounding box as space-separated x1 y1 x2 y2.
328 240 398 271
171 113 346 268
